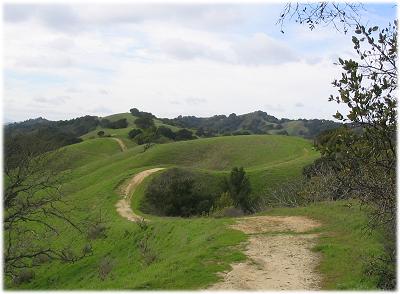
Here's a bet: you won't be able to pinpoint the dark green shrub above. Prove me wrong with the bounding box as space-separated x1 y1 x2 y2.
223 167 253 213
174 129 195 141
135 116 155 130
142 168 216 217
156 126 176 140
128 128 142 139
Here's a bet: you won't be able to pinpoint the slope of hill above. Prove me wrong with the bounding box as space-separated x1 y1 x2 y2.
6 131 386 290
9 134 317 289
80 112 183 142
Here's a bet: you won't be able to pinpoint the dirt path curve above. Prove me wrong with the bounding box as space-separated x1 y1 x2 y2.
210 216 322 290
112 137 127 152
115 168 164 222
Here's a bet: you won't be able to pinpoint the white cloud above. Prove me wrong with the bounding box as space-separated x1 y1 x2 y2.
4 3 375 122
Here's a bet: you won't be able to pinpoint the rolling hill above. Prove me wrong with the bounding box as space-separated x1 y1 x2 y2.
8 134 317 289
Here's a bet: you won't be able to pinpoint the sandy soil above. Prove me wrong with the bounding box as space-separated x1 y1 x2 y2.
112 137 127 152
115 168 164 222
210 216 321 290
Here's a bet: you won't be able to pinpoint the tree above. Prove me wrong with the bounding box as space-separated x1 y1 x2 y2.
4 135 90 281
156 126 176 140
174 129 195 141
224 167 252 213
277 3 364 33
128 128 142 139
134 116 155 130
279 4 397 289
129 108 140 116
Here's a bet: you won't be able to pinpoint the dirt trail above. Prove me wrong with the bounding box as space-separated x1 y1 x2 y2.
115 168 164 222
210 216 321 290
112 137 127 152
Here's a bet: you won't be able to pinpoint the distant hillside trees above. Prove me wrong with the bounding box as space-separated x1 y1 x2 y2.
128 128 143 139
156 126 176 140
4 115 100 157
99 118 128 129
129 107 155 119
160 110 341 138
174 129 195 141
134 116 155 130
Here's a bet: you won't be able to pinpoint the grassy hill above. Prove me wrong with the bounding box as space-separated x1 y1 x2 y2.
80 113 184 142
6 130 386 290
9 134 317 289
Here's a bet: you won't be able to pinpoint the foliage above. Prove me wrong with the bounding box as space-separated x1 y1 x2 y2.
142 168 216 217
134 116 155 130
97 131 105 137
156 126 176 140
161 110 341 139
223 167 253 213
128 128 143 139
98 256 115 281
4 136 90 279
174 128 195 141
130 107 155 119
277 3 363 33
100 118 128 129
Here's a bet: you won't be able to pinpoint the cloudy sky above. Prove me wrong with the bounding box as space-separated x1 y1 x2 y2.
3 2 396 122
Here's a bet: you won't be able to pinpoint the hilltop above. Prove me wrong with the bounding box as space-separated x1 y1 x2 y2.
5 109 341 156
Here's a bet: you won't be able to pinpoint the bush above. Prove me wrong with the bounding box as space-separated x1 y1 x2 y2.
13 269 35 285
87 223 108 240
99 118 128 129
97 130 105 137
212 206 244 218
156 126 176 140
135 117 155 130
32 253 50 266
142 168 216 217
223 167 253 213
98 256 114 281
174 129 195 141
128 128 142 139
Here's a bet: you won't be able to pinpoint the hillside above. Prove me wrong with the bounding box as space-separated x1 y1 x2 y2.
5 110 342 160
160 110 342 138
7 134 317 289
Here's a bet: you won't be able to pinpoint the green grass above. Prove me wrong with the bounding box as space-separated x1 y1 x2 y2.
261 200 385 290
7 134 320 289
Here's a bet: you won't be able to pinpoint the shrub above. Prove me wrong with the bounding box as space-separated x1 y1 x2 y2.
128 128 142 139
98 256 114 281
13 269 35 285
212 191 234 212
174 129 195 141
156 126 176 140
87 223 108 240
212 206 244 218
142 168 215 217
100 118 128 129
135 117 155 130
32 253 50 266
97 130 105 137
223 167 253 213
